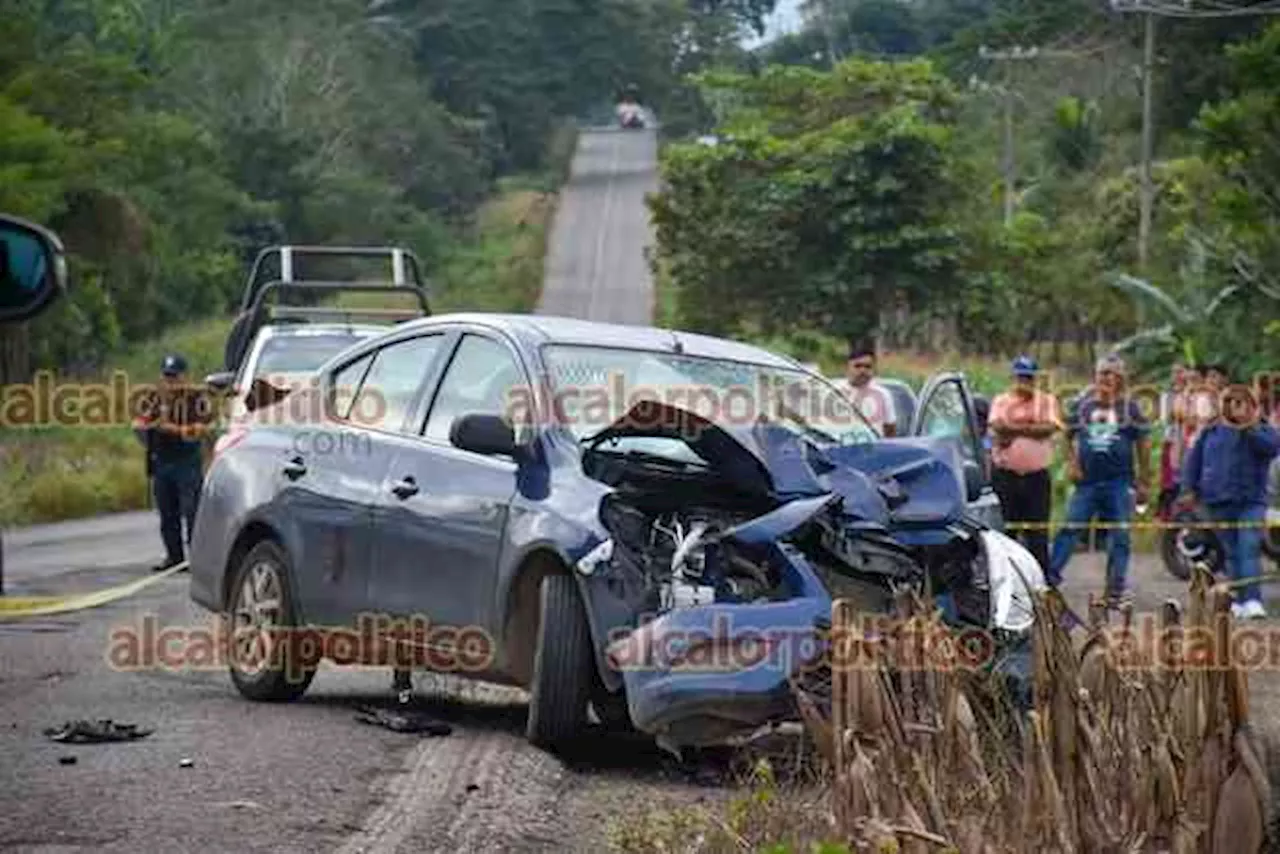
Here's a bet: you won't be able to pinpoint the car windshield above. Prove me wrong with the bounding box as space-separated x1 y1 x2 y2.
540 344 879 459
253 331 374 377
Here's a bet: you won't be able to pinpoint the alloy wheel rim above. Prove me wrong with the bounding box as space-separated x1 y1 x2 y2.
231 560 284 677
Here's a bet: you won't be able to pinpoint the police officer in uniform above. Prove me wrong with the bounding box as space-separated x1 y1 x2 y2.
133 353 211 572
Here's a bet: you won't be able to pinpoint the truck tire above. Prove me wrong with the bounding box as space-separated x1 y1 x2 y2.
525 574 592 749
226 540 317 702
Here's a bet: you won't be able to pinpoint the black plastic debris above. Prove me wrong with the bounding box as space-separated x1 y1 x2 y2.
354 705 452 736
43 720 154 744
58 755 77 765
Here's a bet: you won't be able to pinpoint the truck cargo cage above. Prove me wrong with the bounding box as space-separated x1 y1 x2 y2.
223 245 432 373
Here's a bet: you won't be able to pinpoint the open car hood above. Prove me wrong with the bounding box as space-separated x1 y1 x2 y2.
584 399 967 528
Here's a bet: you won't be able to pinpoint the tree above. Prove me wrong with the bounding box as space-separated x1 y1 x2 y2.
648 58 964 344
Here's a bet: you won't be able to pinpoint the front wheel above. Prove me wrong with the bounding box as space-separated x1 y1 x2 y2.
226 540 316 702
526 575 593 749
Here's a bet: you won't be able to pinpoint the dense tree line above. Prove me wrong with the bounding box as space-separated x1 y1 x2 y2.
0 0 775 382
651 0 1280 377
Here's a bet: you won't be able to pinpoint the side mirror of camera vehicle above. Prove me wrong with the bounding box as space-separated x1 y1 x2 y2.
0 213 66 324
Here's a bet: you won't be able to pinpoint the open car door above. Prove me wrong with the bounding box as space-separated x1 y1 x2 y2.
910 372 1003 530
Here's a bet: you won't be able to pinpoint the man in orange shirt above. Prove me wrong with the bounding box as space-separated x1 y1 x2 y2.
988 356 1063 571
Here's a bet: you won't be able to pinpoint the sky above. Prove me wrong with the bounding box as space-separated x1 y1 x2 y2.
743 0 806 48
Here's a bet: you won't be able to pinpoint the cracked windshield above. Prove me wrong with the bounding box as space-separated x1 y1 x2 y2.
542 344 878 452
3 1 1280 852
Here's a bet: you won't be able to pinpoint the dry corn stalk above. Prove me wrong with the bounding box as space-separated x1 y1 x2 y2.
793 560 1275 854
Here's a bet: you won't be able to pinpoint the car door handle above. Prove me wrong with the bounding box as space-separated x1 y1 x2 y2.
390 476 419 499
282 456 307 479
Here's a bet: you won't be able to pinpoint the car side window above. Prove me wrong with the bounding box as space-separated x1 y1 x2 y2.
918 379 978 464
345 335 444 434
328 351 375 421
423 334 525 446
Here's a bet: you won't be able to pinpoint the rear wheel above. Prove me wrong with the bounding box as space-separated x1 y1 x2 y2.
526 574 592 748
226 540 316 702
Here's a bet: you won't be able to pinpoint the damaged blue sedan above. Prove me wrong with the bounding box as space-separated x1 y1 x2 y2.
188 313 1045 754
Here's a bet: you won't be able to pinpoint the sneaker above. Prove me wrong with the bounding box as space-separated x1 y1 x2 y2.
1241 599 1268 620
1105 590 1133 611
152 558 183 573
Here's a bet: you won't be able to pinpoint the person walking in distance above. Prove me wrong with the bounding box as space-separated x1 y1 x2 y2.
132 353 211 572
837 339 898 437
988 356 1062 571
1046 354 1152 608
1181 379 1280 619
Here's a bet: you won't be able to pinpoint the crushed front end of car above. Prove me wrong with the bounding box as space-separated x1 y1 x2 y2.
576 400 1045 750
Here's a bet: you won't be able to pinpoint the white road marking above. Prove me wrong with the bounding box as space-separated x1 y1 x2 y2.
585 133 622 321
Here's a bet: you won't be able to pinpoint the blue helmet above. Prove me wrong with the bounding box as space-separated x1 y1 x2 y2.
1011 355 1038 378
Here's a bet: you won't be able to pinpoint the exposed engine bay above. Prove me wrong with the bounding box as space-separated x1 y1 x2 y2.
582 444 999 632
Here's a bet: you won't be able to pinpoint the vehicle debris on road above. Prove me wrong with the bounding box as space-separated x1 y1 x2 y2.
43 719 153 743
354 704 453 736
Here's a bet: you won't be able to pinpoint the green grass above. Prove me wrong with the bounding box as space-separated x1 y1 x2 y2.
0 129 578 527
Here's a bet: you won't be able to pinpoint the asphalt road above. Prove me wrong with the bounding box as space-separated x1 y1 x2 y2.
537 127 658 325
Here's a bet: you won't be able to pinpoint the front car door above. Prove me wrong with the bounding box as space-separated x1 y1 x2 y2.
910 372 1004 530
287 331 451 626
368 330 526 643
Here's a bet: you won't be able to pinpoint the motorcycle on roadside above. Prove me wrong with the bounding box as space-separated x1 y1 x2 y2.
1158 488 1280 581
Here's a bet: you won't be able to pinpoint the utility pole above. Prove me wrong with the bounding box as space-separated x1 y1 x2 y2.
978 45 1042 225
1111 0 1280 271
1138 12 1156 271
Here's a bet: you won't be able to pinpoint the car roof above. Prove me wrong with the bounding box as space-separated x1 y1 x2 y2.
255 323 387 339
394 312 807 370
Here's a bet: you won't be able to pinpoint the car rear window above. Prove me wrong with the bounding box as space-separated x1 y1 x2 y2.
254 333 372 375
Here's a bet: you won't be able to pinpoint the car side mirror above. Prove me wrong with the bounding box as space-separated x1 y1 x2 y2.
451 413 518 457
205 371 236 392
963 460 985 503
0 213 66 324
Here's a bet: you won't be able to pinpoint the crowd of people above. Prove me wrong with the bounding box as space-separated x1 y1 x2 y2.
836 342 1280 619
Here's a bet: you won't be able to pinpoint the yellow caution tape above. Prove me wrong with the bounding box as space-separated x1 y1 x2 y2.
1007 521 1280 531
0 561 188 620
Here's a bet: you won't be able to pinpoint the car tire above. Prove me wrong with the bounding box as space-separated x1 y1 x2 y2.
226 540 316 702
526 574 592 748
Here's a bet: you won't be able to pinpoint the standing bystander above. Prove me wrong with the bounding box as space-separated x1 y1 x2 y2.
1047 355 1152 608
835 339 898 437
1181 378 1280 618
988 356 1062 571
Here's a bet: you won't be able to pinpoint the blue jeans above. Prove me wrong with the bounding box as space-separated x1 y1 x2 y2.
1048 479 1131 596
1206 501 1265 603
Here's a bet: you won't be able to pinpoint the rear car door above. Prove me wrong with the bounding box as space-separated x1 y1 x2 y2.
284 331 450 626
368 330 525 637
910 372 1003 529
